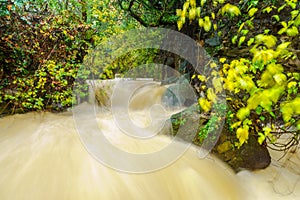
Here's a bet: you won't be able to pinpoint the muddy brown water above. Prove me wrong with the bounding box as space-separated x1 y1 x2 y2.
0 81 299 200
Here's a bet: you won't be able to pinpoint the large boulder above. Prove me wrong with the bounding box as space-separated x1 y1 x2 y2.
170 107 271 172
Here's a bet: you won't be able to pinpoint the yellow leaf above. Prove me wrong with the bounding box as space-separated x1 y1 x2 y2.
198 98 211 112
247 92 262 110
212 77 223 93
236 107 250 121
238 36 246 47
198 18 204 27
203 16 212 32
210 62 217 68
266 63 283 75
196 7 201 17
189 8 196 20
219 57 227 63
281 104 293 122
197 74 206 81
276 42 291 53
231 121 241 129
213 23 218 30
263 6 272 13
286 26 299 36
176 9 182 17
183 2 189 10
258 132 266 145
287 81 297 88
252 49 276 65
273 73 287 85
247 38 255 46
258 71 275 87
248 8 258 17
190 0 196 7
207 88 217 102
221 3 241 17
236 126 249 145
177 20 183 30
255 34 277 48
211 12 215 19
238 22 244 33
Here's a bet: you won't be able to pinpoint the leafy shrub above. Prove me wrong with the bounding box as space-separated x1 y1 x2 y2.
0 3 92 113
176 0 300 149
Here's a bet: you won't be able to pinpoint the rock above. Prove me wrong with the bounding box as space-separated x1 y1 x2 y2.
212 126 271 172
170 107 271 172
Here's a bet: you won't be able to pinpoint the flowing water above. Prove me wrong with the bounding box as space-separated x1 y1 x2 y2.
0 80 299 200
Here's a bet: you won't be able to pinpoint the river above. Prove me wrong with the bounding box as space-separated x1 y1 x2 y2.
0 81 299 200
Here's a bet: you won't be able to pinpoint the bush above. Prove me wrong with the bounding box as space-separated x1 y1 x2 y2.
176 0 300 150
0 3 92 114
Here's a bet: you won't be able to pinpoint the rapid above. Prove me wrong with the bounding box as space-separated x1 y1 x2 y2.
0 80 299 200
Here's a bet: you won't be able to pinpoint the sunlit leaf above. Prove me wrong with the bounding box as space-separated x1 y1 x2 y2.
236 126 249 145
196 7 201 17
183 2 189 10
199 97 211 112
286 26 299 36
176 9 182 17
273 73 287 85
263 6 272 13
189 8 197 20
190 0 196 7
207 88 217 102
231 35 238 44
278 4 286 12
203 16 212 32
221 3 241 17
248 8 258 17
287 81 297 88
219 57 227 63
197 74 206 81
236 107 250 121
238 36 246 47
238 22 245 33
212 77 223 93
247 38 255 46
198 18 204 27
272 15 280 22
240 29 249 36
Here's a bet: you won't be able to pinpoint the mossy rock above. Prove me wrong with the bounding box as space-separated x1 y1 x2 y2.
171 107 271 172
212 126 271 172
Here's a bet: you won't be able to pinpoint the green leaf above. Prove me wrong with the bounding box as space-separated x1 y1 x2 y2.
247 38 255 46
231 35 238 44
277 4 286 12
241 29 249 36
286 26 299 36
238 36 246 47
255 106 262 115
272 15 280 22
259 116 265 121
